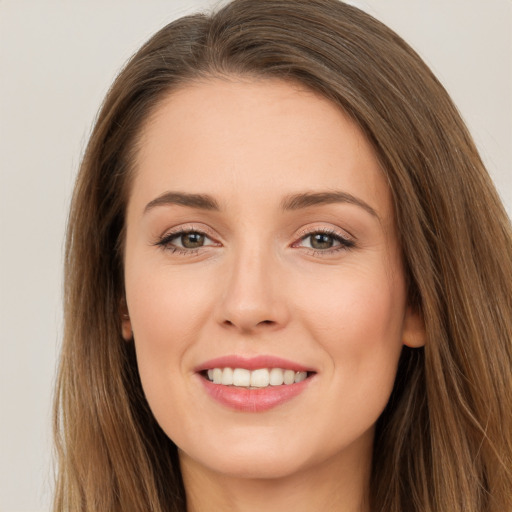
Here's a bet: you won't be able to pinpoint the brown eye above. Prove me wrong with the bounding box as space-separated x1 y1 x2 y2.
156 229 218 252
309 233 337 250
180 232 205 248
295 230 355 253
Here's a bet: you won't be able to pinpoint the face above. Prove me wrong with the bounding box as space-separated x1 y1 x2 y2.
122 78 424 481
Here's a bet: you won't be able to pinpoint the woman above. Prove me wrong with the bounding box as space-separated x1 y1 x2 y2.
53 0 512 511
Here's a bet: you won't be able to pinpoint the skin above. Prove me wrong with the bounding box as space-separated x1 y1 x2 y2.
122 77 425 512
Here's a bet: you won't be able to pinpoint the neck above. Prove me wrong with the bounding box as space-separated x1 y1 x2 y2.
179 437 372 512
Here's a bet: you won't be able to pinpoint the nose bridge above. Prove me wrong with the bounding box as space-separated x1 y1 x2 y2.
219 235 288 332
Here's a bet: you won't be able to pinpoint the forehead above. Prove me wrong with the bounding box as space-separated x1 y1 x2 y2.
131 77 392 222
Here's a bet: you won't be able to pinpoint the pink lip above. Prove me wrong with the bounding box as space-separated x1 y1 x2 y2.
199 377 312 412
195 355 313 373
195 355 316 412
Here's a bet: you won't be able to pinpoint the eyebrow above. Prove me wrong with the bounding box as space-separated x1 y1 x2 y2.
281 191 379 218
143 190 378 219
144 191 220 213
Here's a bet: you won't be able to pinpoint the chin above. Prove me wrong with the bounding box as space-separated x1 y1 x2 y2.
176 423 371 483
186 448 311 480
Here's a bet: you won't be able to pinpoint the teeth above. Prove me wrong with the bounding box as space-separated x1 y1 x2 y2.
205 367 310 388
221 367 234 385
233 368 251 387
212 368 223 384
250 369 270 388
283 369 295 385
269 368 284 386
295 371 307 383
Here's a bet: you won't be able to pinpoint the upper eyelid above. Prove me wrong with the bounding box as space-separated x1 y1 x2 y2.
159 223 217 239
152 225 220 250
294 225 355 242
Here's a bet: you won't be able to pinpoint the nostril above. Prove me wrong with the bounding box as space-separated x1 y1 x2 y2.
222 318 275 330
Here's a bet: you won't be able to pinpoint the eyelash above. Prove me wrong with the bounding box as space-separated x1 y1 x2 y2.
154 226 218 255
292 228 355 256
154 227 355 256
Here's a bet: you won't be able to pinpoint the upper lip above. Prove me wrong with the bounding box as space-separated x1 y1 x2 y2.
194 355 315 373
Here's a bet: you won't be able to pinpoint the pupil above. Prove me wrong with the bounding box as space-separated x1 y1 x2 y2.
311 233 333 249
182 232 205 248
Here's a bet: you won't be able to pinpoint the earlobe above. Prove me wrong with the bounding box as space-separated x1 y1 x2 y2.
121 314 133 341
402 307 426 348
120 298 133 341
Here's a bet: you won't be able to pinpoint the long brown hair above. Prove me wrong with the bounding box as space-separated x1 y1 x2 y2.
53 1 512 510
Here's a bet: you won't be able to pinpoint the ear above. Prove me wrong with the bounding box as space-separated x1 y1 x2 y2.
120 298 133 341
402 306 426 348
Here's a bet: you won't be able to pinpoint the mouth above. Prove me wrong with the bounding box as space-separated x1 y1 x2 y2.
200 367 313 389
196 356 316 412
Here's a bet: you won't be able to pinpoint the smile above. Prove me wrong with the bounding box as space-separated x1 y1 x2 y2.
205 367 309 388
196 356 316 412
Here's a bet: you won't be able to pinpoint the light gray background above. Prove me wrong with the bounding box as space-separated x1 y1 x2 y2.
1 1 510 511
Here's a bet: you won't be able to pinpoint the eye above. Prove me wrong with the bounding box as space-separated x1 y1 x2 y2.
155 229 219 252
304 233 340 250
295 229 355 252
175 231 208 249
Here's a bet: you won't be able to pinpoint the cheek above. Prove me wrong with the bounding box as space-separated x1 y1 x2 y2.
301 260 404 333
124 264 216 396
128 262 214 339
297 263 406 396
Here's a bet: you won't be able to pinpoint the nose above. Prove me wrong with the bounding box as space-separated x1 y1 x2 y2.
217 243 290 334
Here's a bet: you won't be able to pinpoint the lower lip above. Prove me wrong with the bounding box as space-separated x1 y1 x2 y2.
199 375 313 412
